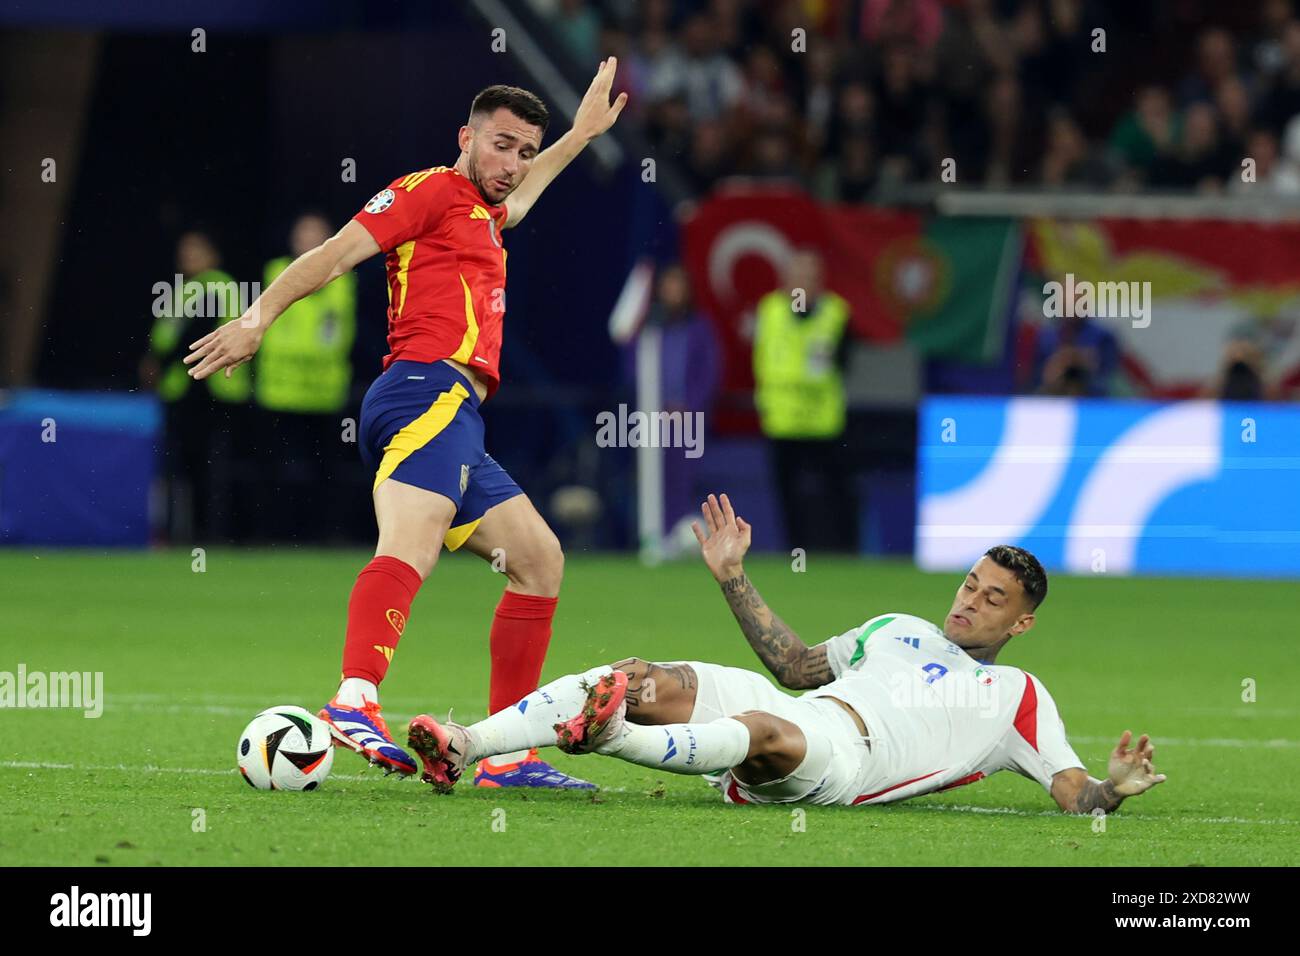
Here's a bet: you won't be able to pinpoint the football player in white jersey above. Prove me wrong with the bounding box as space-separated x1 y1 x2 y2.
408 494 1166 813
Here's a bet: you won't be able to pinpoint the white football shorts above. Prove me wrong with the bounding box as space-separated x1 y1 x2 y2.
659 660 872 806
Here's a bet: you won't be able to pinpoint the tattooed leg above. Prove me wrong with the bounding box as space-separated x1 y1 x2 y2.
611 658 699 724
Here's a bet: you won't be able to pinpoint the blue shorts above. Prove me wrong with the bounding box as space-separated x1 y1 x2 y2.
359 359 522 551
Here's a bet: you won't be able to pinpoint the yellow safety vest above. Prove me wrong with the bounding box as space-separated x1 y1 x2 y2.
254 258 356 414
149 269 251 403
753 289 849 439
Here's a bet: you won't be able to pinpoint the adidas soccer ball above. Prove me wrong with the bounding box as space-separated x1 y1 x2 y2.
236 705 335 791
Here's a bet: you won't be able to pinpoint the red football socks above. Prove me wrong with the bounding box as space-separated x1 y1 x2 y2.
340 555 424 685
339 562 555 719
488 590 558 714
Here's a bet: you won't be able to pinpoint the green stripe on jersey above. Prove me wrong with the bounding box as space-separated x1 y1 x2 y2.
848 615 896 667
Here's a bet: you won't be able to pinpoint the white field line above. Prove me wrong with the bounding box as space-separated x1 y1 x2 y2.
898 802 1299 826
94 694 1300 723
1069 734 1298 749
0 760 629 793
0 760 1291 826
86 693 1300 722
8 701 1298 751
110 693 453 709
0 760 380 783
3 697 483 725
1078 705 1299 718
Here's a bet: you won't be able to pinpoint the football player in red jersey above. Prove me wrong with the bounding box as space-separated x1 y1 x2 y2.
187 60 627 788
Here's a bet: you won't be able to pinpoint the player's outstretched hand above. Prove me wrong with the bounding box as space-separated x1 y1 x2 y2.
691 493 752 582
1107 730 1167 797
572 57 628 142
184 307 265 380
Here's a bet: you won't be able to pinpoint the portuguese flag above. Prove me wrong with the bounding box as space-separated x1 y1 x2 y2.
856 213 1022 361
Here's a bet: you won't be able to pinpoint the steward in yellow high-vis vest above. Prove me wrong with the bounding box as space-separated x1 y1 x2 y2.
254 256 356 414
149 267 252 404
752 287 850 439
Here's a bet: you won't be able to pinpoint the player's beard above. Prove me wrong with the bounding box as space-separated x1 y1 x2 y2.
466 148 506 205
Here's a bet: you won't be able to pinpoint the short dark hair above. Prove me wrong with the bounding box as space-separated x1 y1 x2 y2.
469 85 549 136
983 545 1048 610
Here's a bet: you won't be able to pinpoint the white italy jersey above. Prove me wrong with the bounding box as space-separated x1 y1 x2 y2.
802 612 1085 804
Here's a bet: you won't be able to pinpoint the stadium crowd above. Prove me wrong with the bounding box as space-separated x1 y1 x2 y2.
528 0 1300 198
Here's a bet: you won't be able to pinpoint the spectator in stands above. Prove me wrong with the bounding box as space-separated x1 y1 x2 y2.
1202 325 1273 400
737 45 791 131
635 0 672 34
824 80 875 160
635 0 679 83
686 118 733 193
873 42 931 181
1109 86 1177 180
816 132 877 202
647 11 744 123
1149 100 1230 192
709 0 763 60
802 43 840 158
646 91 693 157
749 126 802 182
743 94 808 183
549 0 602 65
861 0 945 52
1265 112 1300 191
543 0 1296 199
1178 27 1244 105
1216 76 1256 163
1039 108 1111 187
1009 0 1078 119
1031 0 1090 107
1229 127 1281 193
1260 19 1300 133
933 3 997 186
1032 308 1120 398
984 72 1034 186
1252 0 1295 76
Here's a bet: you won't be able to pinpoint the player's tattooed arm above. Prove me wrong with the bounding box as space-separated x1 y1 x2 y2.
1055 773 1125 814
719 574 833 689
692 492 832 689
1051 732 1166 814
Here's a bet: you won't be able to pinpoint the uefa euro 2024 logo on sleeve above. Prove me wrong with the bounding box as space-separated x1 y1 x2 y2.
364 188 395 214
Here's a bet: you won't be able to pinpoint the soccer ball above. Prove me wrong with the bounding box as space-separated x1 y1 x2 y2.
236 705 335 791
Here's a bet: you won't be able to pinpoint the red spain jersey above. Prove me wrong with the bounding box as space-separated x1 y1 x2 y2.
352 166 509 397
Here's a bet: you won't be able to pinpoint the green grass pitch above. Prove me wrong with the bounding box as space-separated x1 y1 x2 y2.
1 549 1295 866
